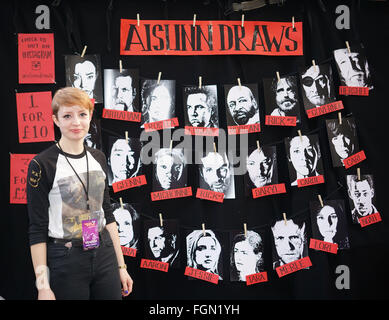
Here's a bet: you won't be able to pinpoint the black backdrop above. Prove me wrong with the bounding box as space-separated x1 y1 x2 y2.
2 0 389 301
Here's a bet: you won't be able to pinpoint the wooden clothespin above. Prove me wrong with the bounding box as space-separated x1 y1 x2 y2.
312 59 317 72
256 140 261 153
137 13 140 27
119 60 123 73
169 140 173 151
213 142 217 153
157 72 162 84
81 45 87 58
241 14 245 27
125 131 129 143
283 213 287 225
119 197 124 208
243 223 247 237
202 223 206 236
297 129 303 142
159 213 163 227
276 71 281 82
237 78 242 89
318 195 324 207
338 112 342 125
193 14 196 27
345 41 351 54
292 16 295 29
199 76 202 89
357 168 361 181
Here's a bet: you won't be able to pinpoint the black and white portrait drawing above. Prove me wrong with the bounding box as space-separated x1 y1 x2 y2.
199 151 235 199
186 229 223 280
333 46 373 89
310 200 350 249
300 63 336 110
224 84 260 126
64 54 103 103
140 79 175 126
346 174 378 224
245 145 278 193
263 75 301 123
326 117 359 167
144 219 180 267
107 136 143 185
112 202 141 250
230 230 264 282
84 117 102 150
183 85 219 128
104 69 139 112
153 148 187 191
285 134 324 186
271 218 308 269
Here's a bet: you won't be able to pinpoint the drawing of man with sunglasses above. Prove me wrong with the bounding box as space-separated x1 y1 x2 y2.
300 63 336 110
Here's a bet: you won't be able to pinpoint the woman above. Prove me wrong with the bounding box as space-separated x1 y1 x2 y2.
186 230 223 279
27 87 133 300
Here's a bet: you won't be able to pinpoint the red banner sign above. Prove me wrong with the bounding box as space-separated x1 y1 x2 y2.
265 115 297 126
343 150 366 169
309 238 338 254
102 109 141 122
246 271 268 286
184 126 219 136
184 267 219 284
252 183 286 198
10 154 36 204
120 19 303 56
196 188 224 203
121 246 137 257
339 86 369 96
112 175 147 193
151 187 192 201
297 175 325 188
360 212 382 228
306 101 344 119
227 123 261 135
140 259 169 272
144 117 179 132
276 256 312 278
18 33 55 84
16 91 55 143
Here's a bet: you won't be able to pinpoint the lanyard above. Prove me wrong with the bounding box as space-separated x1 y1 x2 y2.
58 142 90 210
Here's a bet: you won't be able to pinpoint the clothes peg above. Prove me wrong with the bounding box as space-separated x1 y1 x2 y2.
256 140 261 153
312 59 317 72
237 78 242 89
202 223 206 236
199 76 202 89
213 142 217 153
292 16 295 29
283 213 287 225
276 71 281 82
159 213 163 227
243 223 247 237
137 14 140 27
338 112 342 125
119 197 124 208
81 45 87 58
241 14 245 27
318 195 324 207
157 72 162 84
345 41 351 53
119 60 123 73
297 129 303 142
125 131 128 143
193 14 196 27
357 168 361 181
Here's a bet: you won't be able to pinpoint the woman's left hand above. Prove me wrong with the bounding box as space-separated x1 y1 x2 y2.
119 269 133 297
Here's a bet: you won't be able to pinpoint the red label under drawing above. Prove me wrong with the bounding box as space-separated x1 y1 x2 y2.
276 256 312 278
343 150 366 169
309 238 338 254
306 101 344 119
359 212 382 228
112 175 147 193
252 183 286 198
339 86 369 96
184 126 219 136
265 115 296 126
140 259 169 272
227 123 261 135
144 117 179 132
196 188 224 203
121 246 137 257
102 108 141 122
246 271 268 286
184 267 219 284
151 187 192 201
297 175 325 188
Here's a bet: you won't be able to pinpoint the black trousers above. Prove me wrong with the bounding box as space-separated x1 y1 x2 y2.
47 228 122 300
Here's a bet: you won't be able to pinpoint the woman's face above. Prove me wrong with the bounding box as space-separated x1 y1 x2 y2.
148 85 172 122
194 236 219 270
234 240 260 277
113 208 134 246
332 134 353 160
317 205 338 242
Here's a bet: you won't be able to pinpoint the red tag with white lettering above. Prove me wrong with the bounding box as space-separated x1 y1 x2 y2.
112 175 147 193
339 86 369 96
144 117 179 132
297 175 325 188
184 266 219 284
140 259 169 272
252 183 286 198
359 212 382 228
306 101 344 119
184 126 219 136
276 256 312 278
102 109 141 122
309 238 338 254
121 246 137 257
246 271 268 286
265 115 296 126
227 123 261 135
343 150 366 169
196 188 224 203
151 187 192 201
10 154 36 204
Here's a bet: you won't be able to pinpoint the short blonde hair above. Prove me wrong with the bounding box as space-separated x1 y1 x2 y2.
52 87 94 118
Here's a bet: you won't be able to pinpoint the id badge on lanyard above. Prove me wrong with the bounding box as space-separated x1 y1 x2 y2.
82 217 100 250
